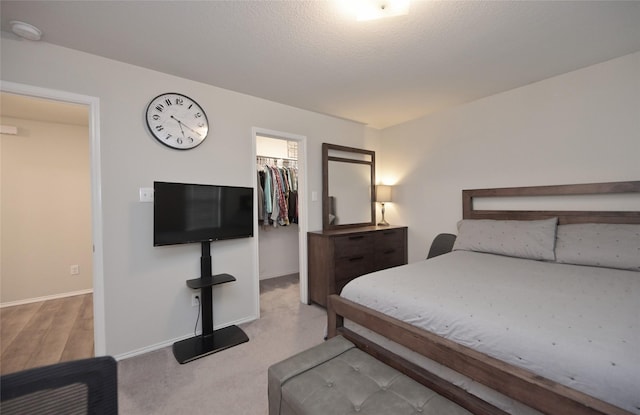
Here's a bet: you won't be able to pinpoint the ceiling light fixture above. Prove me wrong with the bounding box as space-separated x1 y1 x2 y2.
350 0 411 21
9 21 42 41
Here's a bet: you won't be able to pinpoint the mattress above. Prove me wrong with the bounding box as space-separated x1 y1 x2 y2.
340 251 640 414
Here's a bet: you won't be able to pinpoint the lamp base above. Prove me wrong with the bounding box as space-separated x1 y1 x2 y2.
378 202 390 226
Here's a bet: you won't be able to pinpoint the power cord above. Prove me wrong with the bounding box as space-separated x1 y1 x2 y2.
193 295 201 336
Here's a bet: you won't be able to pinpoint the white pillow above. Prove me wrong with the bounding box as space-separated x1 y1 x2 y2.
453 218 558 261
555 223 640 271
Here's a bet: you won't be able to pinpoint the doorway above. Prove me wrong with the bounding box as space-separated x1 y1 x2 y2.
0 81 105 358
252 128 308 317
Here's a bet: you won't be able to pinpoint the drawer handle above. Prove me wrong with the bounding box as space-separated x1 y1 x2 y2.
349 256 364 262
348 235 364 240
383 249 396 254
382 231 397 236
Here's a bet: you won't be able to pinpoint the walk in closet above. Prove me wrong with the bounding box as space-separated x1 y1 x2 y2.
256 136 299 282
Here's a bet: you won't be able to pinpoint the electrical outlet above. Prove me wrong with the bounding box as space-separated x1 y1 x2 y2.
191 293 200 307
70 265 80 275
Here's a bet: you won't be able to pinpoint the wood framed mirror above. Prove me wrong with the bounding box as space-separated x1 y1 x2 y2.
322 143 375 230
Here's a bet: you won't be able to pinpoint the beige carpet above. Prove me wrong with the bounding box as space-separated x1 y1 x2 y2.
118 275 326 414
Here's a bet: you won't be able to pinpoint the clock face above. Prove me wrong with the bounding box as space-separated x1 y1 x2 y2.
145 93 209 150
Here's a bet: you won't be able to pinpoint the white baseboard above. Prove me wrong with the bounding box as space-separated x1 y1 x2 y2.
0 289 93 308
259 272 299 281
114 314 258 361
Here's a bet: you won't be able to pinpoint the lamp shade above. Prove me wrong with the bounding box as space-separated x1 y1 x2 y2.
376 185 392 203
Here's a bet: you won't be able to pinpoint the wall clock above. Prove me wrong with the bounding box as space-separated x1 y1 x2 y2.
145 92 209 150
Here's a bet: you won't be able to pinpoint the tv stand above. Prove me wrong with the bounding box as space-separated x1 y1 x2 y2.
172 242 249 364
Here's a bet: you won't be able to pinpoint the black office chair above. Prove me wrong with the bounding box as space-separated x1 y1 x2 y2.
427 233 457 259
1 356 118 415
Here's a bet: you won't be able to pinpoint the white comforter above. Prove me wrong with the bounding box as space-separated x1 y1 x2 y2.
341 251 640 414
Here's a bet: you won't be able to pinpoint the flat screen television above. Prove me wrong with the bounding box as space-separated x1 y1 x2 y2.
154 181 254 246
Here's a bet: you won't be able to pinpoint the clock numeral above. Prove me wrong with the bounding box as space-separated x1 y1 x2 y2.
188 104 193 109
197 122 205 128
152 114 160 121
164 99 172 106
155 125 164 132
155 104 164 112
175 98 184 105
194 112 202 118
187 136 195 143
176 137 183 145
165 134 172 140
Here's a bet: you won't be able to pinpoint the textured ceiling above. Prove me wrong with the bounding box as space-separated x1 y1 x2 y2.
1 1 639 129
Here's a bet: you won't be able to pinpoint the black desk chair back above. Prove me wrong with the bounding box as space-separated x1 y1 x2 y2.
427 233 457 259
1 356 118 415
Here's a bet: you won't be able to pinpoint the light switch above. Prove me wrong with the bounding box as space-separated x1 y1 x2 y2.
139 187 154 202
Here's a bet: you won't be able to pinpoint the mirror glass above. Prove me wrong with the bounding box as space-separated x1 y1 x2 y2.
322 143 375 230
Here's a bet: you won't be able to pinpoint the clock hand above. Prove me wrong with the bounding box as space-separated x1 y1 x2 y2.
171 116 202 137
170 115 187 138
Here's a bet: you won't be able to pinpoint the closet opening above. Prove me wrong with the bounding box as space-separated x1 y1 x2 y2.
257 136 299 283
254 131 308 316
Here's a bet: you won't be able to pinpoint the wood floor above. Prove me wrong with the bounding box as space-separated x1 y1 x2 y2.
0 293 94 375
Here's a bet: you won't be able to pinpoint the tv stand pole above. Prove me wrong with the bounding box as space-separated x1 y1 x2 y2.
172 241 249 364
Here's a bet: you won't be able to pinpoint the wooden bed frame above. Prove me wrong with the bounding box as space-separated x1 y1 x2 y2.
327 180 640 415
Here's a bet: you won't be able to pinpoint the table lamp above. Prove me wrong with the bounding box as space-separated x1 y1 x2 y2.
376 185 392 226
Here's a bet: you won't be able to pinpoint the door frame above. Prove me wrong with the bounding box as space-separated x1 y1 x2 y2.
1 81 106 355
252 127 308 317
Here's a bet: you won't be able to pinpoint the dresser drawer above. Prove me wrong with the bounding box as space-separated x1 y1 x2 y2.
334 234 374 259
335 254 374 282
375 228 405 250
374 228 406 269
374 247 405 270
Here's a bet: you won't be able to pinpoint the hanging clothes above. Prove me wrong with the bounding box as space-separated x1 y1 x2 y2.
257 171 265 223
257 157 298 227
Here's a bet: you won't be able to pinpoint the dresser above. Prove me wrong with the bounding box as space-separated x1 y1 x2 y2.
307 225 408 307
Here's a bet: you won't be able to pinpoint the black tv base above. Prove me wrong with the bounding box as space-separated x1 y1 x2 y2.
173 241 249 364
173 325 249 364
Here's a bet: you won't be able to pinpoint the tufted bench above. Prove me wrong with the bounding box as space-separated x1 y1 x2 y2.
268 336 473 415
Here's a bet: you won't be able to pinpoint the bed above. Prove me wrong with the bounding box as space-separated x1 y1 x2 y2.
327 181 640 415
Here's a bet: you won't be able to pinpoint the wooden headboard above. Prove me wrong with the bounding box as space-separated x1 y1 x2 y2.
462 181 640 224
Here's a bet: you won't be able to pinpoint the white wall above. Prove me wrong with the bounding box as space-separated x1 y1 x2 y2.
0 116 92 303
258 225 299 280
0 35 375 357
378 52 640 262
